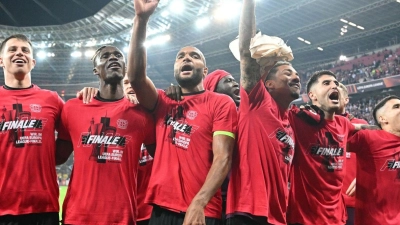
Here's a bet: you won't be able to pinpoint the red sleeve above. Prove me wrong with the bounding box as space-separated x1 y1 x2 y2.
345 116 356 136
241 79 271 111
142 113 156 146
351 117 369 125
212 94 238 135
57 101 71 141
153 89 167 114
347 130 367 153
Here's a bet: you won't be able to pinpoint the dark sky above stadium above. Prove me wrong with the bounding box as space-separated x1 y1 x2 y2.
0 0 111 26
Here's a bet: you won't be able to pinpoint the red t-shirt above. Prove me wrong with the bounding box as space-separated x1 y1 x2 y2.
348 130 400 225
145 90 238 219
226 80 295 225
58 97 155 225
340 114 368 208
137 144 153 221
287 113 355 225
0 85 63 216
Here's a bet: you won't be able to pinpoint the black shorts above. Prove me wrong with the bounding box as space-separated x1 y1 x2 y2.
345 207 355 225
149 205 220 225
226 215 272 225
0 212 59 225
137 220 149 225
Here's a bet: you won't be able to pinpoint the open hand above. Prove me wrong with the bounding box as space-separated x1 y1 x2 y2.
134 0 160 20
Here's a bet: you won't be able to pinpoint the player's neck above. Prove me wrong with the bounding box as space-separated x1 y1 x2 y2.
5 73 32 88
273 96 291 112
324 111 335 120
181 83 204 94
99 83 124 100
385 127 400 137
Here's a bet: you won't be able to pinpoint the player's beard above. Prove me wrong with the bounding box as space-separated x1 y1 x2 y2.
291 91 300 99
175 68 203 89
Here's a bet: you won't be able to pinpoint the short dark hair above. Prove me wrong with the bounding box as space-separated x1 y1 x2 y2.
0 34 33 55
265 61 292 81
91 45 108 66
373 95 400 128
306 70 336 94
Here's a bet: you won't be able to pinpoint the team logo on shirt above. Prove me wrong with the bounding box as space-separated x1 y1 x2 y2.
80 115 131 163
270 128 295 164
186 110 198 120
117 119 128 129
0 101 45 147
309 132 345 172
380 151 400 181
29 104 42 112
163 105 199 150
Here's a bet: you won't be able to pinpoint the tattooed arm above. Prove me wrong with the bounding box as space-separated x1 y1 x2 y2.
239 0 260 93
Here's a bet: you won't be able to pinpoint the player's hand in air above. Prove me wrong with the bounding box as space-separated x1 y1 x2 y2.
133 0 159 20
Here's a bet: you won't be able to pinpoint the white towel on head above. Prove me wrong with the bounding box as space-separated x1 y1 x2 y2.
229 32 294 68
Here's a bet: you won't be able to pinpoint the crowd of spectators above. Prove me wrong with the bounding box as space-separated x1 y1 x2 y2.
345 89 400 125
299 47 400 94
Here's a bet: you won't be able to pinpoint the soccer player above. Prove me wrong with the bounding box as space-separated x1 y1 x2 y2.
226 0 299 224
336 83 368 225
203 70 240 107
287 70 374 225
57 45 155 224
128 0 238 224
0 34 71 225
123 74 153 225
347 95 400 225
165 69 239 224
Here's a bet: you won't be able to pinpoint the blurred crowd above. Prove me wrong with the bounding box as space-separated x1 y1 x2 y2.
299 47 400 93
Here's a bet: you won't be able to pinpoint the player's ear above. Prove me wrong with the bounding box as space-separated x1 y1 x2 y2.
264 79 274 91
378 115 387 126
308 90 317 102
93 68 99 76
203 67 208 78
31 58 36 69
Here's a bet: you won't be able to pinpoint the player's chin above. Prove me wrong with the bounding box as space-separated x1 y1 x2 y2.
329 104 340 111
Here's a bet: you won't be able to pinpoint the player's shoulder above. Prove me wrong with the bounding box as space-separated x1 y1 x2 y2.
31 85 63 104
206 90 235 104
350 117 368 125
64 98 83 108
334 114 351 124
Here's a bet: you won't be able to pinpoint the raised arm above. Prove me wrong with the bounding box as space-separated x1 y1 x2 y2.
127 0 159 110
239 0 260 93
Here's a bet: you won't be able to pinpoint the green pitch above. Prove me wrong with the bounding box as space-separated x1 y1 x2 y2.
59 186 68 219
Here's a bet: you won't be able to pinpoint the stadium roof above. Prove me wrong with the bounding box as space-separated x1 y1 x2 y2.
1 0 400 98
